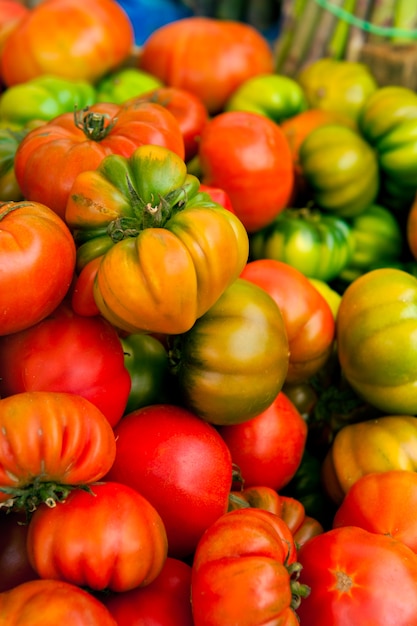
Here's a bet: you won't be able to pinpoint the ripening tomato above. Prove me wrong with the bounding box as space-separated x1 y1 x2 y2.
105 404 233 559
1 0 134 86
0 200 76 336
198 110 294 232
138 16 274 114
218 392 307 491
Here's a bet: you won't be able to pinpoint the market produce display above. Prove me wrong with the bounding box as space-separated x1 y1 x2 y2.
1 0 417 624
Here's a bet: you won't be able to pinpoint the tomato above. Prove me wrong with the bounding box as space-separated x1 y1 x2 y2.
0 0 134 86
0 303 131 427
336 268 417 414
240 259 335 384
218 391 307 491
358 86 417 210
298 123 380 217
308 278 341 319
199 184 235 213
105 403 233 559
0 511 38 592
0 579 118 625
0 74 96 128
167 278 289 425
225 73 308 122
139 16 274 114
297 58 378 123
14 100 185 219
102 557 194 626
0 391 116 510
66 144 248 335
132 86 209 161
198 110 294 232
249 207 355 282
333 470 417 553
321 416 417 505
95 67 163 104
297 526 417 625
0 0 28 83
191 508 309 626
26 481 167 592
0 200 76 336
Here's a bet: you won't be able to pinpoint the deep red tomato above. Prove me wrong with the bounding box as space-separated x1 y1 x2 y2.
132 86 209 161
0 200 76 336
0 511 38 592
0 391 116 510
0 579 118 625
240 259 335 383
198 110 294 232
218 391 307 491
0 302 131 427
102 557 194 626
333 470 417 554
138 16 274 115
14 100 185 219
105 404 233 559
26 481 168 592
0 0 134 86
297 526 417 625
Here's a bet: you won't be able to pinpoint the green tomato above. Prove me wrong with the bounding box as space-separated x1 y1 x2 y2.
225 73 308 123
249 207 354 282
95 67 163 104
0 75 96 129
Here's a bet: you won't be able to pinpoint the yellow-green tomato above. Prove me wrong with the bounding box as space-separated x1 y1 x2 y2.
337 268 417 414
95 67 163 104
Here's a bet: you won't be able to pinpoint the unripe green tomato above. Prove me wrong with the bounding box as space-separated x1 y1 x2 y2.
95 67 163 104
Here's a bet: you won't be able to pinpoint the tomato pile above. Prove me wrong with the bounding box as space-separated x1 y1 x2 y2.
2 1 417 624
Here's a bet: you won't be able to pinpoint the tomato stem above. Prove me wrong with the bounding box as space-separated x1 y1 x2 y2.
0 481 95 515
74 106 117 141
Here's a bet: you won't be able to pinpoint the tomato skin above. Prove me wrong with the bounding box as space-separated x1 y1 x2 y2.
240 259 335 384
102 557 194 626
105 404 233 559
218 392 307 491
0 391 116 508
0 511 38 592
336 268 417 414
0 579 118 625
198 110 294 233
95 67 163 104
0 200 76 336
0 303 131 427
199 183 235 213
168 278 289 425
297 526 417 626
139 16 274 115
333 470 417 553
14 101 185 219
0 0 134 86
27 481 168 592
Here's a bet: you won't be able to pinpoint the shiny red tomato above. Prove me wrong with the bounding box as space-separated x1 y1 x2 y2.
0 303 131 427
103 557 194 626
240 259 336 383
139 16 274 114
0 200 76 336
1 0 134 86
218 391 307 491
105 404 233 559
198 110 294 232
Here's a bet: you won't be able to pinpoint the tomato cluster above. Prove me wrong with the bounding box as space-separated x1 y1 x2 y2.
1 2 417 625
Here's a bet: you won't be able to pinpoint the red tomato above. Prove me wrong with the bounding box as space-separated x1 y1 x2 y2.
0 303 131 427
14 100 185 219
133 86 209 161
0 579 118 625
218 392 307 491
240 259 335 383
139 17 274 114
27 481 168 592
198 111 294 232
0 511 38 592
105 404 233 559
333 470 417 554
0 0 28 73
297 526 417 625
1 0 134 86
0 200 76 336
103 557 194 626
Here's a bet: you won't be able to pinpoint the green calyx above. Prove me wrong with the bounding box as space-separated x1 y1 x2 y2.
0 480 95 515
